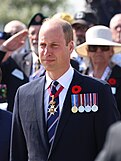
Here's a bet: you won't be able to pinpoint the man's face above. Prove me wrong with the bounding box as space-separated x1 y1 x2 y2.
28 25 41 55
72 23 89 46
38 22 74 73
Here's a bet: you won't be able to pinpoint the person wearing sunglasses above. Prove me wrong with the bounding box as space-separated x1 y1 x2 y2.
71 11 98 73
76 25 121 115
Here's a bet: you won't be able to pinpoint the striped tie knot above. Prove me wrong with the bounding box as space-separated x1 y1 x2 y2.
51 81 59 93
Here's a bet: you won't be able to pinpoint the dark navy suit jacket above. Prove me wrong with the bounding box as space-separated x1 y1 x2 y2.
10 70 120 161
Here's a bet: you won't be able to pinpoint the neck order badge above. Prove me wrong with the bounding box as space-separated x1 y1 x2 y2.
47 81 63 145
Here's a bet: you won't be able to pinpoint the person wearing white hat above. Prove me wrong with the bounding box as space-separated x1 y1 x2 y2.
71 10 98 72
76 25 121 115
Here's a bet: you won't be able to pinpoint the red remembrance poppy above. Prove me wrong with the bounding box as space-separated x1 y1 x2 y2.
72 85 82 94
108 78 116 86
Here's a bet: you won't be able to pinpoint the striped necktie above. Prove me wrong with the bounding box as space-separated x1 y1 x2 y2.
47 81 63 145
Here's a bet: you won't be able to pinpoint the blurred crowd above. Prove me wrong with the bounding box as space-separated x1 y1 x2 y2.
0 0 121 160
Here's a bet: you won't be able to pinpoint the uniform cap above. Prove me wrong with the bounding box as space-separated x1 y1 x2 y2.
0 31 11 40
28 13 47 28
72 11 98 26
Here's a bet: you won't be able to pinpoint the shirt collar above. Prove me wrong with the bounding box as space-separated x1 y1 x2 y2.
45 66 74 90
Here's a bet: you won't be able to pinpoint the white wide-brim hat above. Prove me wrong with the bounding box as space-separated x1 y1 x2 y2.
75 25 121 57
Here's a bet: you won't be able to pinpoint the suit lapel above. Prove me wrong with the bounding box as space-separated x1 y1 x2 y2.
34 76 49 153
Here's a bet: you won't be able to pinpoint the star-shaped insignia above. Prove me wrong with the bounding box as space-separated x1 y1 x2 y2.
48 105 57 115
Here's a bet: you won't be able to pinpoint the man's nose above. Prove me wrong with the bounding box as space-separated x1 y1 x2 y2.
43 46 51 56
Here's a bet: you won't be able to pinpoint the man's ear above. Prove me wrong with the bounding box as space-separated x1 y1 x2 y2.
69 41 74 52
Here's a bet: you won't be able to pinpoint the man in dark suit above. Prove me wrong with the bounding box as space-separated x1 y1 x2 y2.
95 121 121 161
0 109 12 161
10 18 120 161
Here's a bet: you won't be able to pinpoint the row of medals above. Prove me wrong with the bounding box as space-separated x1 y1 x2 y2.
71 104 98 113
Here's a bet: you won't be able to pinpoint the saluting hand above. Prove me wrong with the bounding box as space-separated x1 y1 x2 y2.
0 29 28 52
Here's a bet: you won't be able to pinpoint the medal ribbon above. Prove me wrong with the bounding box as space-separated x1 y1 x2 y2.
81 94 84 106
89 93 92 106
48 85 64 98
71 94 79 107
93 93 98 105
86 93 89 105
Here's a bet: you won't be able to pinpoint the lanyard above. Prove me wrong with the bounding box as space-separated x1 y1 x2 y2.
101 66 112 81
89 66 112 81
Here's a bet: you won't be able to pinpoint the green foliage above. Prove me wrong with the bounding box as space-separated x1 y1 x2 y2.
0 0 68 27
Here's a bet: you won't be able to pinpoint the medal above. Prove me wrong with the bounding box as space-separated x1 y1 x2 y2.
48 82 64 115
92 104 98 112
48 105 58 115
78 105 84 113
71 105 78 113
111 87 116 94
49 95 56 106
48 95 57 115
71 94 79 113
85 105 91 112
91 93 98 112
78 94 85 113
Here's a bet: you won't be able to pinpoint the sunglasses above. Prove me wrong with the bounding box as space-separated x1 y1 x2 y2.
87 45 110 52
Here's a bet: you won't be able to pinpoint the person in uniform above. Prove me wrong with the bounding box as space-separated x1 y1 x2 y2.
0 13 46 112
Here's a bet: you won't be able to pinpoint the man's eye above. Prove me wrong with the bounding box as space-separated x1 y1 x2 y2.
51 44 58 47
40 43 46 47
29 31 35 35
